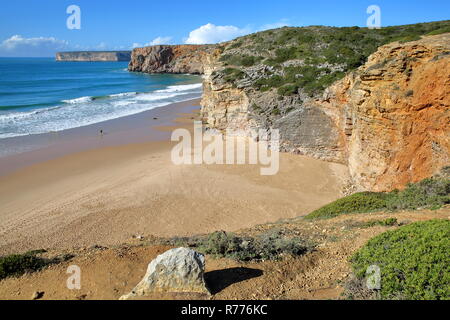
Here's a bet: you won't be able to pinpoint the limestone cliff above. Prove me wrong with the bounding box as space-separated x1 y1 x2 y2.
319 34 450 191
201 31 450 191
56 51 131 62
128 45 214 74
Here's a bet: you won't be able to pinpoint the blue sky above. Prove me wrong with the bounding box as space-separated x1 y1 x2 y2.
0 0 449 57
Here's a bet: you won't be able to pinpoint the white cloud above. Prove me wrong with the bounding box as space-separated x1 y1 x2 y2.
185 23 250 44
184 20 291 45
130 37 173 49
148 36 173 46
0 35 69 57
259 19 291 31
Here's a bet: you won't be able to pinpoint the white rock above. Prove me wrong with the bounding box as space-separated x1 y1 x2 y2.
120 247 209 299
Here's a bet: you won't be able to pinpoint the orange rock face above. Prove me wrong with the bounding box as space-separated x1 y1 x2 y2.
321 34 450 191
128 45 213 74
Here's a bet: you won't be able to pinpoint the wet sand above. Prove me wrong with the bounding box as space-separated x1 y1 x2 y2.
0 99 200 176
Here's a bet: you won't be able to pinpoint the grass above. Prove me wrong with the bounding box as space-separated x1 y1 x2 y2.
349 219 450 300
305 176 450 220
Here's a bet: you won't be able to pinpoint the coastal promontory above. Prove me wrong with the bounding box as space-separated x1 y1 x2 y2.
56 51 131 62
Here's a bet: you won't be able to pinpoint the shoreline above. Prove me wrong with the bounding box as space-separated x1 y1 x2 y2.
0 98 201 177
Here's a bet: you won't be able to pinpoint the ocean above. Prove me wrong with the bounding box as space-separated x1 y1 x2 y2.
0 58 202 139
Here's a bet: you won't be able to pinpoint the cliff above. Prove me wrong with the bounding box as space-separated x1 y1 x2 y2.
200 23 450 192
128 45 215 74
320 34 450 191
128 21 450 192
56 51 131 62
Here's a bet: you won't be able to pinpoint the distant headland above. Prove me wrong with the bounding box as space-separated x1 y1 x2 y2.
56 51 131 62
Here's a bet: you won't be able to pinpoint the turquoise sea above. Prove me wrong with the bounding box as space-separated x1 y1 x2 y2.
0 58 202 139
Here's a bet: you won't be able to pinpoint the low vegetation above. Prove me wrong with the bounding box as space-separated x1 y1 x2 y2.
305 176 450 220
218 20 450 97
349 219 450 300
0 250 51 280
360 218 399 228
0 249 75 281
222 67 246 83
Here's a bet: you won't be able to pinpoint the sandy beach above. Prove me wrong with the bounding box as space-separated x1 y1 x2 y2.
0 99 348 255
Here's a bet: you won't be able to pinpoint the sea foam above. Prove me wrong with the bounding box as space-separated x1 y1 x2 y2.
0 83 202 139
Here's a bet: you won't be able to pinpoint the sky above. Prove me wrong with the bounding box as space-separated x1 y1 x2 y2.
0 0 449 57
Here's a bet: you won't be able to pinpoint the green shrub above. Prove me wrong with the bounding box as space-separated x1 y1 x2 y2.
204 231 241 255
254 75 285 90
255 229 310 261
194 230 312 262
398 35 422 43
305 177 449 220
426 27 450 36
350 220 450 300
271 107 281 115
228 41 243 49
0 251 50 280
285 106 295 114
362 218 398 228
240 56 259 67
306 192 390 220
251 103 261 113
219 54 261 67
222 68 245 82
385 178 450 211
278 84 298 96
219 54 242 66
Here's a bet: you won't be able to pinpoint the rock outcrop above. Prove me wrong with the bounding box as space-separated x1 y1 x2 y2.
128 45 214 74
201 33 450 191
318 34 450 191
56 51 131 62
128 23 450 192
120 248 209 300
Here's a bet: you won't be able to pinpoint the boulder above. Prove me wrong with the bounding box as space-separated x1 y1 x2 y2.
120 248 210 300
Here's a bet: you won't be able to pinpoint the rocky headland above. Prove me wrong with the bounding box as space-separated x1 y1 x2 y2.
56 51 131 62
128 45 215 74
